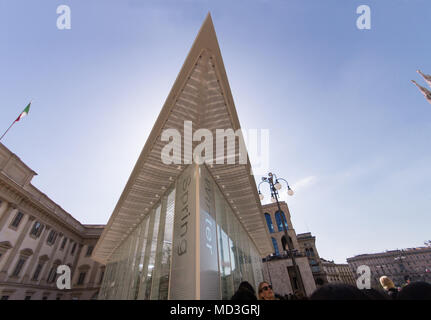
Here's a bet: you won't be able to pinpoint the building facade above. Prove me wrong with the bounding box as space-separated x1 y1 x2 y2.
261 202 317 297
0 143 104 300
320 258 356 286
347 247 431 289
296 232 327 287
93 14 274 300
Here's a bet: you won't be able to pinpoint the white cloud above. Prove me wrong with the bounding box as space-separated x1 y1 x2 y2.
291 175 317 191
275 175 317 201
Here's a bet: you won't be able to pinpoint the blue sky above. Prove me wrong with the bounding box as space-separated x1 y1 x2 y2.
1 0 430 263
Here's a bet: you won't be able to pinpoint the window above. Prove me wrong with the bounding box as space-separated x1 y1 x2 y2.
312 266 321 273
12 258 26 277
71 242 77 255
32 263 44 281
264 213 275 233
281 235 293 251
29 221 44 238
309 247 315 257
47 266 57 283
99 270 105 284
86 245 94 257
275 211 288 232
47 230 58 245
60 237 67 250
24 296 32 300
10 211 24 229
1 296 9 300
42 296 48 300
77 272 86 285
271 237 280 256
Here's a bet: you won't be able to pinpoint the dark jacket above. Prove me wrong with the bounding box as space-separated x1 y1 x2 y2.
231 288 257 300
387 288 398 299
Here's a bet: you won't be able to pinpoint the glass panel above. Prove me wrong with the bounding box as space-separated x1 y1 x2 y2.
158 189 175 299
137 205 161 300
215 190 234 300
129 216 149 300
145 205 161 299
226 210 241 292
151 189 176 300
135 214 151 300
120 226 140 299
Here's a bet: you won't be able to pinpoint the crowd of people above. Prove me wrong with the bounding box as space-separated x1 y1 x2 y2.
231 276 431 300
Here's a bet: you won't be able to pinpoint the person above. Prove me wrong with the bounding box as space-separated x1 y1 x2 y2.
397 281 431 300
379 276 398 299
231 281 257 300
310 283 369 300
294 290 307 300
258 281 278 300
362 288 388 300
274 293 287 300
401 275 411 288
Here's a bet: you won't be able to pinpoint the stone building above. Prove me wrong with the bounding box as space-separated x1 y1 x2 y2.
320 258 356 286
347 246 431 289
261 202 316 297
0 142 104 300
296 232 327 287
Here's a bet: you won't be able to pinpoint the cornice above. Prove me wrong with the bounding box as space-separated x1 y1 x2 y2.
0 174 85 241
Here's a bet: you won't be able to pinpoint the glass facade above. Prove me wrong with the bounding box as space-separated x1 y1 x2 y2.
215 182 263 299
99 164 263 300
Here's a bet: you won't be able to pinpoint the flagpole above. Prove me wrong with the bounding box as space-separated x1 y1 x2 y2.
0 100 33 142
0 120 17 142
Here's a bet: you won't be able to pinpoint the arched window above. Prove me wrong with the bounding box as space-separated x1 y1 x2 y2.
264 213 275 233
271 237 280 256
309 247 315 257
281 235 293 251
275 211 288 232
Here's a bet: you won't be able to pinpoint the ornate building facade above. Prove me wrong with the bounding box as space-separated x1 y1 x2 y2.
0 143 104 300
320 258 356 286
296 232 327 287
347 247 431 289
261 202 317 297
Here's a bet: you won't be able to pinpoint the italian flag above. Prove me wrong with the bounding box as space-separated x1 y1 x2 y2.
15 102 31 122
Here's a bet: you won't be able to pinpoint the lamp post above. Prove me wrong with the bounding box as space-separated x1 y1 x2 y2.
394 250 407 284
258 172 305 295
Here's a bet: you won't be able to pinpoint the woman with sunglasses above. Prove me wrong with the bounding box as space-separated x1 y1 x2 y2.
258 282 278 300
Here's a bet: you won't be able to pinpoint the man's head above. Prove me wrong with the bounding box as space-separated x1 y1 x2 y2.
398 282 431 300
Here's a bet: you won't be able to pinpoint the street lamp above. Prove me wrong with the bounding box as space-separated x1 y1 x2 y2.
394 250 408 283
258 172 305 295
